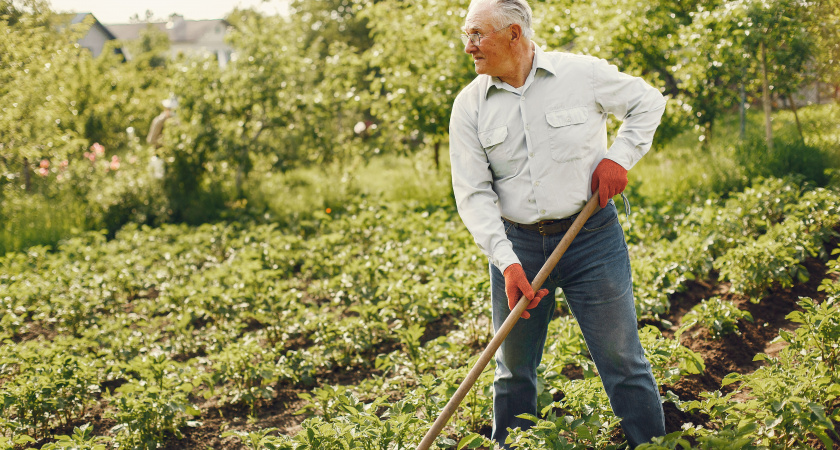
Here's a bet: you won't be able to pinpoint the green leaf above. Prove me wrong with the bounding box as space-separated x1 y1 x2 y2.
765 415 783 428
457 433 484 449
721 373 741 386
13 435 36 444
516 413 541 424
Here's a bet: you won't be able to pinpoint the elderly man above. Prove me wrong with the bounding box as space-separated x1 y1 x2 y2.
448 0 668 447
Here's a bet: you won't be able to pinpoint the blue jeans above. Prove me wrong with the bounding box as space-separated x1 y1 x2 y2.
490 200 665 448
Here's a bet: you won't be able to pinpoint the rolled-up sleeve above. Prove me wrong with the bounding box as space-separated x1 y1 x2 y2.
592 58 667 170
449 95 520 272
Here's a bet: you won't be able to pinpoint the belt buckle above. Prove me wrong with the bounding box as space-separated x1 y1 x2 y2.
538 222 546 235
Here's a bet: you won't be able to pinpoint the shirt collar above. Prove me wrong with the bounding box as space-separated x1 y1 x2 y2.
484 43 557 98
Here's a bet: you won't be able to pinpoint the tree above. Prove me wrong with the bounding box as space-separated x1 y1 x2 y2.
739 0 815 147
534 0 723 144
809 0 840 101
361 0 475 169
673 3 748 146
0 0 87 192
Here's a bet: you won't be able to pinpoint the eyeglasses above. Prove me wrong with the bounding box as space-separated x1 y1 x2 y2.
460 24 512 47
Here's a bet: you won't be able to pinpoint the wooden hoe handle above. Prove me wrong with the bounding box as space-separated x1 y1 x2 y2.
416 192 602 450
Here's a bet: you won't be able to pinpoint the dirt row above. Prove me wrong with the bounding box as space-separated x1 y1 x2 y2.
660 256 832 435
41 250 837 449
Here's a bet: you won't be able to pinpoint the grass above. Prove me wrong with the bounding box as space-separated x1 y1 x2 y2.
242 147 454 229
0 190 88 255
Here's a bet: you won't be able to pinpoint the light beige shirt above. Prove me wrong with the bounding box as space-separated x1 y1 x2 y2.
449 44 666 272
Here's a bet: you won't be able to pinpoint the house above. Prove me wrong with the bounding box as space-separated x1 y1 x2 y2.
61 13 120 58
106 15 233 68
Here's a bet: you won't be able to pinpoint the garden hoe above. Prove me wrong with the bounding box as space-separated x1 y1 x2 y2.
416 191 602 450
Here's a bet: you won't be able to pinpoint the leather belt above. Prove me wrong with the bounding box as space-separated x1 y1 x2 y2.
503 204 602 236
503 216 576 236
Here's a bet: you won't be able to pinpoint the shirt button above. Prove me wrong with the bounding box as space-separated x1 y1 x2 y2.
525 125 530 131
540 209 546 214
529 152 534 157
535 181 541 186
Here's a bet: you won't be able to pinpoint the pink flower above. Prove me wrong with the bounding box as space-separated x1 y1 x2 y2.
91 143 105 156
84 152 95 162
39 167 48 177
60 160 68 169
40 159 50 169
110 155 120 171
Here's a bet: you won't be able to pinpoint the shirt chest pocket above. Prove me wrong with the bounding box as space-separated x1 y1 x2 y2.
478 125 514 179
546 106 589 163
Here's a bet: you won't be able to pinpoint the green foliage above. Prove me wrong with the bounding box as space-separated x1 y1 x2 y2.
289 395 427 449
628 177 840 317
508 378 621 449
0 171 838 447
0 352 100 440
677 297 754 339
221 427 289 450
1 2 172 251
2 3 840 445
785 296 840 375
107 380 201 449
673 292 840 448
41 423 111 450
639 326 706 385
733 133 840 186
362 0 474 163
203 336 282 415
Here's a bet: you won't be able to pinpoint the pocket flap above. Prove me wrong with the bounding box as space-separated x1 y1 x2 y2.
478 125 508 148
546 106 588 128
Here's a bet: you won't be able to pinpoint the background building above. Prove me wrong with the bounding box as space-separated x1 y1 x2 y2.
107 14 233 67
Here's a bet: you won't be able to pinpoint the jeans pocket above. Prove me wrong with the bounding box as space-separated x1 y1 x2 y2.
582 202 617 233
503 219 515 235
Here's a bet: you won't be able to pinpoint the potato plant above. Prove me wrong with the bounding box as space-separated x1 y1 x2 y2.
1 179 839 448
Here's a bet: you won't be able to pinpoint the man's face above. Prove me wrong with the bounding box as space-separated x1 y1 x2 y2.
463 4 513 78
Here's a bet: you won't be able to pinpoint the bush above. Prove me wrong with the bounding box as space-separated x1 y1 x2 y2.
733 133 838 186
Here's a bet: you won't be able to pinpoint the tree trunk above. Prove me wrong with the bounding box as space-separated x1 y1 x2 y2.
236 146 248 199
787 93 804 141
739 84 746 140
760 41 773 152
433 141 440 172
22 157 31 191
703 123 713 148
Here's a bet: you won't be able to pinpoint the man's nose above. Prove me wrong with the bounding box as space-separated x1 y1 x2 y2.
464 40 478 54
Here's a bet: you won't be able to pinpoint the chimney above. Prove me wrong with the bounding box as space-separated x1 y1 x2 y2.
166 14 186 42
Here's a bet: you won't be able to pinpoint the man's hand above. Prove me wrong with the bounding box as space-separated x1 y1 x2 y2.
503 264 549 319
591 158 628 208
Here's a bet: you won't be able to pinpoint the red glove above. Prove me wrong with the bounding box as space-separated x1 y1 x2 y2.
503 264 549 319
591 158 628 208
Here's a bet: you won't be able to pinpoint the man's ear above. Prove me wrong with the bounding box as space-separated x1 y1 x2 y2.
509 23 523 44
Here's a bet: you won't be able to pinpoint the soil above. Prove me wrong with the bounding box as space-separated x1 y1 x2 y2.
32 249 839 449
661 255 836 439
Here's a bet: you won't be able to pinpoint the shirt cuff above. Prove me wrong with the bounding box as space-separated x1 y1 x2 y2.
491 242 520 273
606 138 640 170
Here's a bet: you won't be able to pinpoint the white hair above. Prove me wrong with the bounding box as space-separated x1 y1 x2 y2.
468 0 534 39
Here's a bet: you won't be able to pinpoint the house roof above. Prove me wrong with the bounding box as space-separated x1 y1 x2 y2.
57 12 118 40
106 17 230 43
